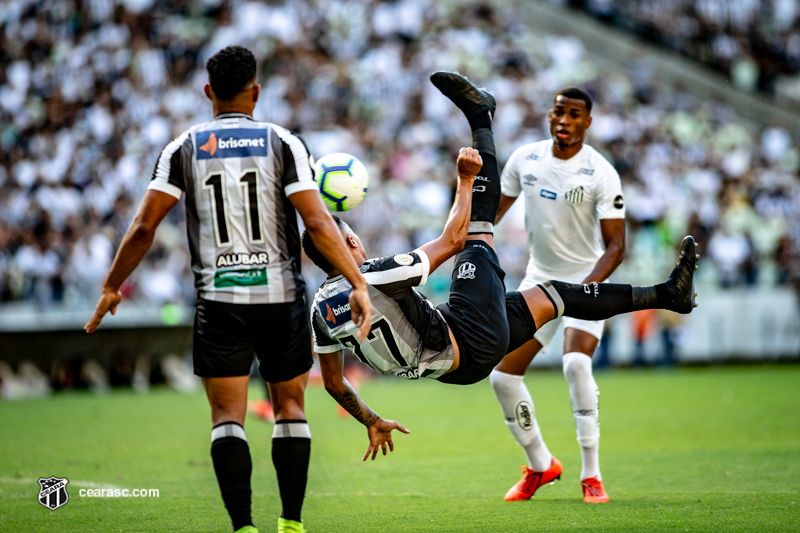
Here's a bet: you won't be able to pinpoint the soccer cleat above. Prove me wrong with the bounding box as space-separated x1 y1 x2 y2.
430 71 496 120
663 235 697 314
277 517 306 533
234 526 258 533
504 457 563 501
581 476 609 503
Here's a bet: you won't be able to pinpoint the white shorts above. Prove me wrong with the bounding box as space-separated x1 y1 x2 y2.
518 272 605 350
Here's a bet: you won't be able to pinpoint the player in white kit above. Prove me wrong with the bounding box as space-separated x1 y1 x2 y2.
491 88 626 503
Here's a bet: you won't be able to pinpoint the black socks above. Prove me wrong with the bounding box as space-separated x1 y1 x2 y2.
271 420 311 522
468 117 501 232
211 422 253 531
538 280 681 322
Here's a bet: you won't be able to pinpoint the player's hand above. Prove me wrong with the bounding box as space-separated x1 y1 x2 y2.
84 288 122 333
364 418 411 461
457 147 482 180
348 286 373 342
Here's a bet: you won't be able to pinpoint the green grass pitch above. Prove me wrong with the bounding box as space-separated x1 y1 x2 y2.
1 365 799 532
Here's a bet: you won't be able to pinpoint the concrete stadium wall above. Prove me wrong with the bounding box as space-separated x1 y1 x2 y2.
1 290 798 375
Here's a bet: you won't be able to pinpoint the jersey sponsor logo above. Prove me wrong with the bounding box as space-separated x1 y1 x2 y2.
320 291 352 327
216 253 269 268
540 189 557 200
578 167 595 175
613 194 624 209
197 129 268 160
522 174 538 186
515 401 534 431
456 262 476 280
395 368 420 380
38 476 70 511
565 185 585 204
394 254 414 266
214 267 268 287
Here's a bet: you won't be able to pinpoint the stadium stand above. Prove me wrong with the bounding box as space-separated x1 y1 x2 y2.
0 0 798 382
564 0 800 103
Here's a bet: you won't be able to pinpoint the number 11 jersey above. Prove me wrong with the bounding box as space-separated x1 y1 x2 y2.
148 112 318 304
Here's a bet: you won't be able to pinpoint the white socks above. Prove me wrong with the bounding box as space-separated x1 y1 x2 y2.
490 369 552 471
563 351 601 480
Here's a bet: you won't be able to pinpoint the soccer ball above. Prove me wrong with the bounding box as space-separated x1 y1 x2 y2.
315 153 369 212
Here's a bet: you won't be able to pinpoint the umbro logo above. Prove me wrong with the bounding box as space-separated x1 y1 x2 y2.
522 174 538 186
525 152 541 161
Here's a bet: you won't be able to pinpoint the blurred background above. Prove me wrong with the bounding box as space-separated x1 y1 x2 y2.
1 0 799 398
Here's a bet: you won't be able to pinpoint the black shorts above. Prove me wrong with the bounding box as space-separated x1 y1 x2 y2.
436 241 510 385
193 296 313 383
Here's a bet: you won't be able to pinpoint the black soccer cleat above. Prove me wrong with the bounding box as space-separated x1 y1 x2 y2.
664 235 699 314
430 71 496 120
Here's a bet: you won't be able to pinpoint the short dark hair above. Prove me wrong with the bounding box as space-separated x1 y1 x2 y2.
206 46 257 101
302 216 348 273
555 87 593 114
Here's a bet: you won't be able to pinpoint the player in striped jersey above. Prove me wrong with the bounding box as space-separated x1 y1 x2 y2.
85 46 372 533
302 73 698 462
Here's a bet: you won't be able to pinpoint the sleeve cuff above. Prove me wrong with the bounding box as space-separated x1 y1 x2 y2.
285 180 319 197
148 180 183 200
413 248 431 286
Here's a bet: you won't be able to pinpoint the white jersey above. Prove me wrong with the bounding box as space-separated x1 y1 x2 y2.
501 139 625 280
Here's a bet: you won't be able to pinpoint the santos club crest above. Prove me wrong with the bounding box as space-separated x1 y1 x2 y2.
38 476 70 511
565 185 585 204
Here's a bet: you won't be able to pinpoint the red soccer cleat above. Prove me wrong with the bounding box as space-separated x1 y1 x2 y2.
504 457 563 501
581 476 609 503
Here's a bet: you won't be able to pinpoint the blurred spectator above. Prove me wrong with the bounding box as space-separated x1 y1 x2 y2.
0 0 798 317
575 0 800 104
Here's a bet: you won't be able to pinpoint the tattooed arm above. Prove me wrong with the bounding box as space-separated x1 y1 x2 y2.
317 350 411 461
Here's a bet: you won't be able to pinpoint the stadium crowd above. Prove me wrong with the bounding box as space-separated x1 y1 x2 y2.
569 0 800 102
1 0 799 315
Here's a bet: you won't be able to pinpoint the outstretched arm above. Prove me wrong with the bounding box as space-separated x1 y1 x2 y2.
419 147 482 274
318 350 410 460
85 189 178 333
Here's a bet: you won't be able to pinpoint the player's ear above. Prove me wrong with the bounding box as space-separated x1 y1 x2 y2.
346 235 358 248
203 83 213 102
585 115 592 129
252 84 260 103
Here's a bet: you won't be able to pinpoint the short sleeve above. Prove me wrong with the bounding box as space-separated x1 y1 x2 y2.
361 249 430 296
595 163 626 220
148 130 191 200
311 307 345 353
272 128 317 197
500 146 524 198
